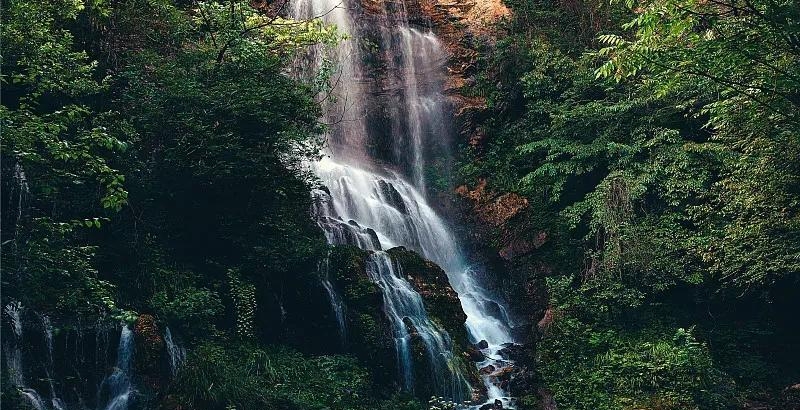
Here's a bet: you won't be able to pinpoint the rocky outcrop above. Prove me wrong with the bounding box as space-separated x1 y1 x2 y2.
134 314 164 365
326 246 398 389
134 314 166 392
385 246 485 399
386 246 468 342
455 179 529 229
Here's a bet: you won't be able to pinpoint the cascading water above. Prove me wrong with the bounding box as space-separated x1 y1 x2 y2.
97 325 134 410
292 0 519 405
367 251 469 398
318 255 347 345
164 327 187 378
311 161 472 401
313 158 519 406
2 303 137 410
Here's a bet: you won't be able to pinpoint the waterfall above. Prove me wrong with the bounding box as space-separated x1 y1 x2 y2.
39 313 67 410
20 389 48 410
319 256 348 345
97 325 134 410
313 159 518 406
292 0 518 404
3 304 62 410
367 251 469 398
164 327 186 378
3 304 140 410
291 0 369 163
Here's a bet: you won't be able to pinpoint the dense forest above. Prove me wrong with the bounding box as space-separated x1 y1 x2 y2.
1 0 798 410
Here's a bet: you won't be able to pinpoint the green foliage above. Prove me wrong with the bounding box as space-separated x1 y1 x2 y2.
540 317 734 409
173 341 383 410
0 0 426 406
115 0 329 285
196 1 344 62
1 0 131 318
539 277 736 409
463 0 800 406
227 269 257 340
593 0 800 293
150 284 223 334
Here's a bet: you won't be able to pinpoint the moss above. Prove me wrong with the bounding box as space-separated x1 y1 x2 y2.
327 246 397 391
386 247 469 343
386 247 483 397
170 340 384 410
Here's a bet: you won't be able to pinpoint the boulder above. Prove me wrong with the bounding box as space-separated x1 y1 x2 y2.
133 314 165 390
466 345 486 362
489 366 515 382
476 339 489 349
498 343 525 362
508 370 537 394
478 399 504 410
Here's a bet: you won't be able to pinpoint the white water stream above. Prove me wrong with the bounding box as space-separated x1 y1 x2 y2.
291 0 518 405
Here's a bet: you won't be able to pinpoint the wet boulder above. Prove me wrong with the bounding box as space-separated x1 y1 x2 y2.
489 366 515 382
377 179 408 214
385 247 467 342
498 343 526 362
479 399 505 409
466 345 486 362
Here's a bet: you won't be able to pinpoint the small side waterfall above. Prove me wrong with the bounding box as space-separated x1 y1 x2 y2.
318 256 347 345
39 314 67 410
98 325 134 410
2 303 138 410
20 389 48 410
291 0 369 163
164 327 186 378
3 303 63 410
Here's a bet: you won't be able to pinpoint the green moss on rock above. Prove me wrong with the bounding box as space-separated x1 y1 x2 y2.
327 246 397 390
386 247 468 343
386 247 483 398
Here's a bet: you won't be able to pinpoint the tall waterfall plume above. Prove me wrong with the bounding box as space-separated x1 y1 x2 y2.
292 0 519 405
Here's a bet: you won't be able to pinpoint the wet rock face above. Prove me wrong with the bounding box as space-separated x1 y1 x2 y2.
134 314 165 390
383 246 486 398
386 246 467 342
326 246 398 389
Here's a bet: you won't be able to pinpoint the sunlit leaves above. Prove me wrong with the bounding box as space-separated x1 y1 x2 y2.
194 1 344 63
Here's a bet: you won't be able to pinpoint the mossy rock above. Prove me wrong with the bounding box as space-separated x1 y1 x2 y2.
327 246 397 390
386 247 468 343
386 247 483 399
